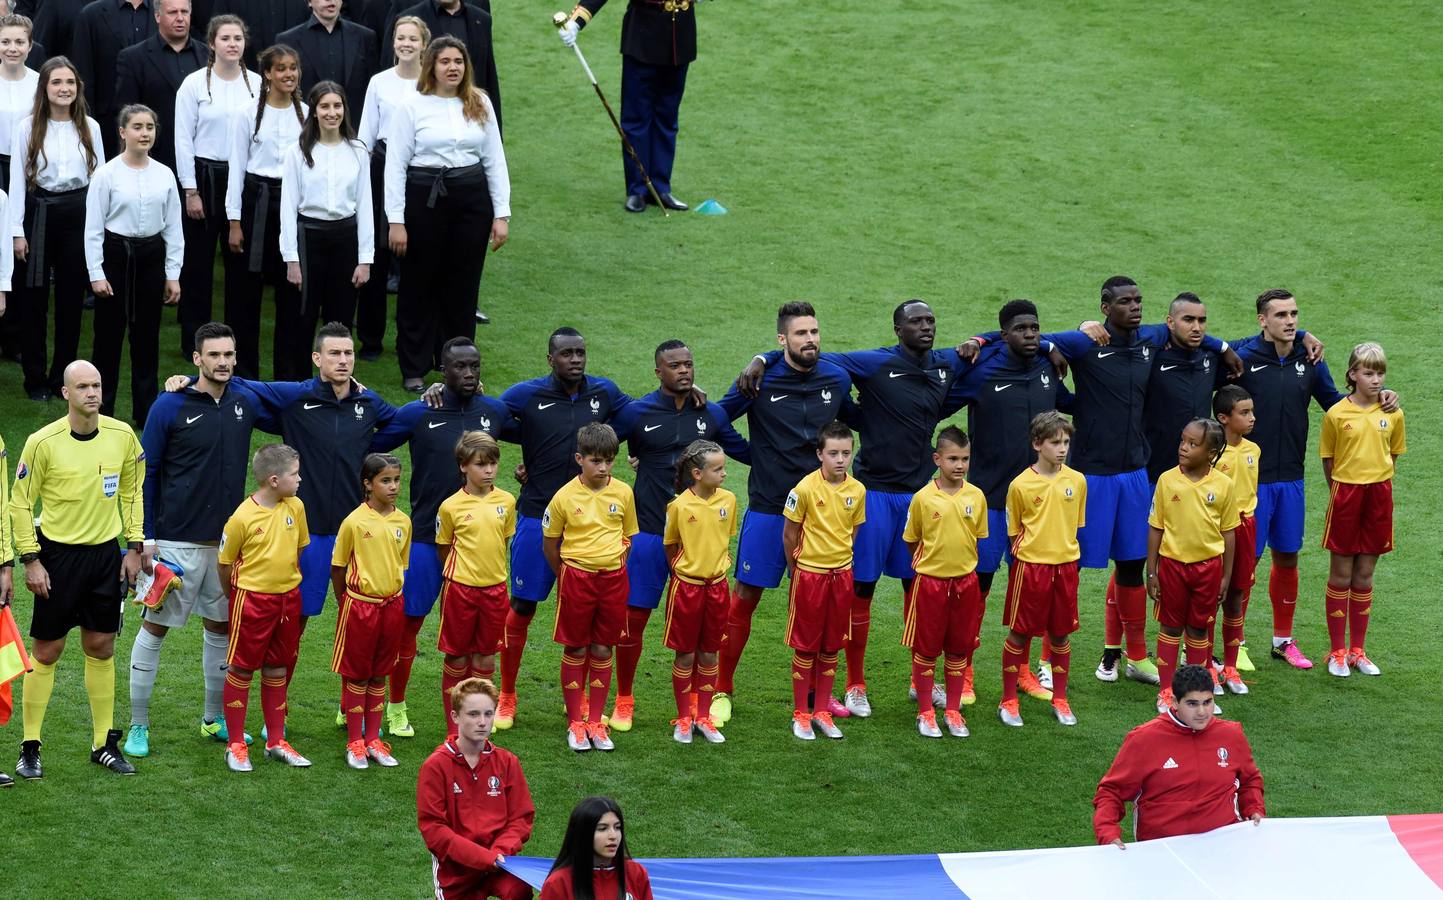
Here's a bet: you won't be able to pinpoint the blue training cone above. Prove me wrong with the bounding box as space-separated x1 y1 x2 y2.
695 199 727 215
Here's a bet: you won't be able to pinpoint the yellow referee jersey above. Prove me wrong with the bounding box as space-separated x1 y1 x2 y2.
1320 400 1406 485
219 496 310 593
9 416 144 554
1 436 11 565
663 487 738 581
1217 438 1261 517
784 469 866 573
1005 465 1086 565
542 476 639 572
903 479 988 578
1148 467 1240 563
333 503 411 599
437 487 516 588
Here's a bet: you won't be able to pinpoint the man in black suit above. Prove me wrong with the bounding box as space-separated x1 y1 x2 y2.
33 0 88 57
72 0 159 156
276 0 376 109
384 0 498 130
114 0 207 173
561 0 697 213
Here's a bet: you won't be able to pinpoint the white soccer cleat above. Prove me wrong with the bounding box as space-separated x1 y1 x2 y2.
567 722 592 752
844 686 872 718
265 741 312 768
225 743 252 773
1326 650 1351 678
943 709 970 738
997 700 1023 727
1095 652 1120 683
365 740 398 767
1222 667 1249 695
811 712 844 740
791 713 816 741
1349 650 1381 676
1036 662 1053 691
916 711 942 738
693 717 725 744
672 718 693 744
345 741 369 769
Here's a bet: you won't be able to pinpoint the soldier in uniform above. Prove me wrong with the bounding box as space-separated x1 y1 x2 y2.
559 0 696 212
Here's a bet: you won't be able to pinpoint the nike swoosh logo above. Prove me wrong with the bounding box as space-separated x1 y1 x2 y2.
428 421 445 429
1097 352 1115 358
185 414 203 424
1250 364 1268 372
993 384 1012 392
643 424 662 432
303 402 322 410
1159 365 1179 371
769 395 789 403
538 402 556 409
888 372 906 379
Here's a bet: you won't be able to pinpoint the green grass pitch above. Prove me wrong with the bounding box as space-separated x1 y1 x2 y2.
4 1 1441 895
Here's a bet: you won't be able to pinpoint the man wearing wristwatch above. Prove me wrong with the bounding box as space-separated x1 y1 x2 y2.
7 360 147 779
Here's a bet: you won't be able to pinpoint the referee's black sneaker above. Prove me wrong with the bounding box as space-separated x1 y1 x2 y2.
16 740 42 779
0 768 12 787
91 730 136 775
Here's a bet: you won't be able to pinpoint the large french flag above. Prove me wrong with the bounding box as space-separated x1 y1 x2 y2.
501 814 1443 898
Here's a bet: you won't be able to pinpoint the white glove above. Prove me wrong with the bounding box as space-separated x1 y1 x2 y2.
559 19 579 46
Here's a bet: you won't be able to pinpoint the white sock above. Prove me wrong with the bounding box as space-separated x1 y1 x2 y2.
202 629 230 722
1272 636 1290 648
129 628 165 726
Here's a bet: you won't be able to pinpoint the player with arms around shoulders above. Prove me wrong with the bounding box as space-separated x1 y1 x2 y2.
1318 342 1405 678
417 677 536 900
1093 664 1264 848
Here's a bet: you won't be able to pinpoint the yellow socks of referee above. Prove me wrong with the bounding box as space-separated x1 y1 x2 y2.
85 654 116 748
22 658 58 742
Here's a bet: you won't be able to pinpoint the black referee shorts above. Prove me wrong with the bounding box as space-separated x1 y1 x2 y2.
30 534 124 641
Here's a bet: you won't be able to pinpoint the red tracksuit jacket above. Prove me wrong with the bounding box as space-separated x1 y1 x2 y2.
417 739 536 893
1093 711 1265 844
539 860 653 900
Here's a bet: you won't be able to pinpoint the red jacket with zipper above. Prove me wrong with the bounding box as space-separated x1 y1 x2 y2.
1093 711 1265 844
417 739 535 892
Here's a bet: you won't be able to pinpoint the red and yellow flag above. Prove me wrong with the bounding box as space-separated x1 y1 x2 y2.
0 606 33 725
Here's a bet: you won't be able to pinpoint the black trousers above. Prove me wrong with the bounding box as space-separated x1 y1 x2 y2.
0 153 18 356
178 157 235 359
297 214 360 362
354 141 390 353
223 172 303 381
15 184 88 395
92 231 166 425
395 164 492 379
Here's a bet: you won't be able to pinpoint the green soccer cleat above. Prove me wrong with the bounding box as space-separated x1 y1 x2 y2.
1125 656 1161 685
123 724 150 757
709 692 732 725
386 702 415 738
201 717 252 745
1235 643 1256 672
336 705 347 728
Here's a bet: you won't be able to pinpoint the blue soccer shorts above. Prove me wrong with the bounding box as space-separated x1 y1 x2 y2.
298 534 337 618
625 531 669 609
735 510 787 590
1077 468 1150 568
976 508 1012 574
403 541 443 616
1253 480 1306 556
853 489 915 583
509 515 556 603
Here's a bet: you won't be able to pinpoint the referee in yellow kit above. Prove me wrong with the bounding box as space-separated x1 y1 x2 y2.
9 360 146 778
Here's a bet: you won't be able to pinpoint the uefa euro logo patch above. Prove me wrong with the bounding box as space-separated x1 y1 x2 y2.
285 516 295 527
609 503 619 514
1206 492 1216 504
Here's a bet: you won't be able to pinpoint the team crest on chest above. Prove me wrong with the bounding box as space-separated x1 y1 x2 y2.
487 775 502 796
1295 362 1306 376
496 506 506 517
719 508 728 519
696 417 708 433
1063 487 1074 499
844 497 854 507
937 369 948 382
285 515 295 527
354 402 364 420
1378 419 1389 430
394 527 404 542
589 397 601 415
1203 357 1211 370
1141 347 1150 360
821 388 833 404
1206 492 1216 504
1041 372 1051 387
608 503 619 515
479 416 491 431
234 403 244 419
1217 747 1230 768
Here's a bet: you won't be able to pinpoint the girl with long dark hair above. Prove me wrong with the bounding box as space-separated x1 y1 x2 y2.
173 14 256 359
223 42 305 380
540 796 653 900
279 80 370 375
8 55 103 400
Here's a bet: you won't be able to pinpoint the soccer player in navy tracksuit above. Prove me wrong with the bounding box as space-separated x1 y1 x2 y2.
742 300 976 717
973 277 1236 690
371 336 517 734
1141 294 1226 487
491 327 634 728
941 300 1068 703
712 301 854 725
128 322 276 757
606 339 750 730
